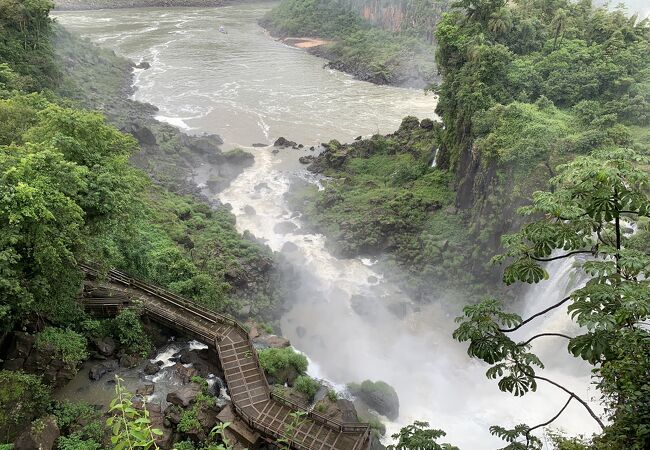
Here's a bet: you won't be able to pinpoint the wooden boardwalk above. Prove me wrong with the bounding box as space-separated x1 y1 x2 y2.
80 264 370 450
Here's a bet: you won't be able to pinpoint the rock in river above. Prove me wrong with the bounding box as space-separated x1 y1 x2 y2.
273 137 297 148
274 221 298 234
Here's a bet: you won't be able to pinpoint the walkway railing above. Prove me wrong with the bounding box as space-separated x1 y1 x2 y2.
80 263 371 450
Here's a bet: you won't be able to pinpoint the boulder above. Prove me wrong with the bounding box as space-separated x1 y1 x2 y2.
254 182 269 192
93 336 116 356
88 359 118 381
348 380 400 420
166 383 202 408
2 357 24 371
135 61 151 69
420 118 434 130
273 221 298 235
253 334 290 349
298 155 315 164
136 383 155 396
7 332 35 359
247 323 260 340
171 362 198 383
13 415 59 450
273 137 297 148
243 205 256 215
124 122 157 146
399 116 420 131
164 404 183 425
119 354 141 368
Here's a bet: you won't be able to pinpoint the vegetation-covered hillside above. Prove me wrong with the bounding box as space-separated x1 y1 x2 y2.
260 0 441 86
302 0 650 300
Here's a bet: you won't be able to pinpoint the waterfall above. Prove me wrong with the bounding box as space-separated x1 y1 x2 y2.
219 149 600 449
430 147 438 167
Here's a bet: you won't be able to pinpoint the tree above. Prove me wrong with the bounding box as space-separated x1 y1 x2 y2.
0 98 138 330
550 9 567 49
488 7 512 38
454 146 650 448
387 421 459 450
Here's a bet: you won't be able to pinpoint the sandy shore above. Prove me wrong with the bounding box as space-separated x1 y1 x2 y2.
282 37 333 49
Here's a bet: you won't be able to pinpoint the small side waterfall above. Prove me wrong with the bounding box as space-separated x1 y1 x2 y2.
430 147 438 167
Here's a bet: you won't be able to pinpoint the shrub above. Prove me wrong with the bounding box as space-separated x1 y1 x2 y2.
111 308 152 356
173 442 196 450
258 347 308 377
326 390 338 402
35 327 88 366
293 376 319 401
177 410 201 433
57 435 101 450
51 400 105 447
51 401 97 430
0 371 51 441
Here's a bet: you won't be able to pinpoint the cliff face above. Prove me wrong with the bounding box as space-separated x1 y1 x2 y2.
341 0 449 42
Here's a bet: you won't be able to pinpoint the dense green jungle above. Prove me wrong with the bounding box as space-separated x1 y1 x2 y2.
0 0 649 450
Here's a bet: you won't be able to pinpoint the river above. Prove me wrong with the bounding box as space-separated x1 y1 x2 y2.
55 3 599 448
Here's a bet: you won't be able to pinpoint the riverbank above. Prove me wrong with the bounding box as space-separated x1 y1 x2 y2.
51 25 290 322
259 0 438 88
53 0 227 10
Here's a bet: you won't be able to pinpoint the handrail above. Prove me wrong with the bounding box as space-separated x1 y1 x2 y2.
80 263 370 450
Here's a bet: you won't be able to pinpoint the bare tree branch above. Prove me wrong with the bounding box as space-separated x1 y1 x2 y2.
530 250 593 262
518 333 572 347
525 396 573 446
498 296 571 332
517 364 605 430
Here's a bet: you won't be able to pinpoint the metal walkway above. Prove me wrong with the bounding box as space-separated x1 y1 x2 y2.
80 264 370 450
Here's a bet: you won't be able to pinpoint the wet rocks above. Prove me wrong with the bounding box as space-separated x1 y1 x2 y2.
273 221 298 234
348 380 400 421
253 334 290 349
143 361 161 375
273 137 297 148
171 362 199 383
136 383 155 396
252 143 267 147
13 415 59 450
119 354 141 368
243 205 256 215
93 336 116 357
299 155 315 164
166 383 202 408
135 61 151 69
254 182 269 192
88 359 119 381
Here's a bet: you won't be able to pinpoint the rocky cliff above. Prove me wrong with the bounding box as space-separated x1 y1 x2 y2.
340 0 449 42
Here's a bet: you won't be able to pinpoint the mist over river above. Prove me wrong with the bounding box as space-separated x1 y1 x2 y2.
55 3 599 448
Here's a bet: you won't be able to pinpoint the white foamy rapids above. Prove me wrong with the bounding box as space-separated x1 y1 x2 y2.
220 149 601 449
154 115 196 131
